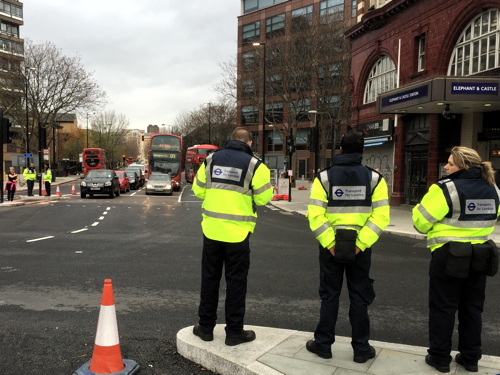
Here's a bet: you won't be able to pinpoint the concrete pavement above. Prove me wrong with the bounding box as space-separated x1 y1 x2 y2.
177 179 500 375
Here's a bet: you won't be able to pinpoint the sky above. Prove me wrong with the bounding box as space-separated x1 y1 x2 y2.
22 0 241 131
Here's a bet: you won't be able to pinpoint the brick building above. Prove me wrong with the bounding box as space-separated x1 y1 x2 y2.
346 0 500 205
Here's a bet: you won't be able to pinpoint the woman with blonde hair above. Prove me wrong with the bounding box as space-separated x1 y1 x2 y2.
5 166 18 202
413 146 500 373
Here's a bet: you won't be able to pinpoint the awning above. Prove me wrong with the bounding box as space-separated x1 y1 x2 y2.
364 136 391 147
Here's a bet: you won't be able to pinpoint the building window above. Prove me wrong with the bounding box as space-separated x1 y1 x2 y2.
318 62 341 89
417 34 425 72
242 49 259 72
242 105 259 126
251 131 259 153
291 6 313 32
266 14 285 38
291 98 311 122
242 21 260 44
448 9 500 76
295 128 309 150
352 0 357 18
265 101 284 124
363 56 397 104
0 2 22 18
320 0 344 22
244 0 288 14
0 22 19 38
0 37 23 55
242 79 258 99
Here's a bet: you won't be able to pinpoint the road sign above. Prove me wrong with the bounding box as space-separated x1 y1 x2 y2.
23 153 33 158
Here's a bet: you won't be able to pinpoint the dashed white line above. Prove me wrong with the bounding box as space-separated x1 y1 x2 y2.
71 228 88 234
26 236 55 243
99 216 105 220
91 222 99 227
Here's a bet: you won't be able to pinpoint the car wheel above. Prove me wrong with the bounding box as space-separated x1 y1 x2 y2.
116 188 120 197
81 192 86 199
109 190 114 199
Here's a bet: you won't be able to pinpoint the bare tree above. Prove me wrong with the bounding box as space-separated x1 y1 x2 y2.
23 40 107 153
90 110 128 167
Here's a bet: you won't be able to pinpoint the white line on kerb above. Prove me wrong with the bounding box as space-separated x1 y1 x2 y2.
26 236 55 243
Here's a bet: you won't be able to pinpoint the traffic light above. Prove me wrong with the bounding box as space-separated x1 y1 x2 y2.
2 117 14 144
286 135 295 155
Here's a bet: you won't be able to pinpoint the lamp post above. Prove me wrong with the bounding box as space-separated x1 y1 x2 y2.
24 66 36 154
86 113 89 148
308 110 319 172
253 42 266 164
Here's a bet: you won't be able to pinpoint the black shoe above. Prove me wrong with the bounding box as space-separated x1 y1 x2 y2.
353 346 376 363
225 329 256 346
192 324 213 342
456 353 478 372
306 340 332 359
425 354 450 373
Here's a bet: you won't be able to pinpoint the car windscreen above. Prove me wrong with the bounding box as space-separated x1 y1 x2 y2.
125 169 140 176
87 170 112 178
149 174 171 181
115 172 125 178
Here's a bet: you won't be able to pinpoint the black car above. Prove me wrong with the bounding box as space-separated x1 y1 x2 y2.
125 167 145 187
80 169 120 199
126 170 140 190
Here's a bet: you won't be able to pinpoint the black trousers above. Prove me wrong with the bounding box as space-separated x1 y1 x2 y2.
313 246 375 356
45 181 51 196
198 233 250 335
428 243 486 366
27 180 35 196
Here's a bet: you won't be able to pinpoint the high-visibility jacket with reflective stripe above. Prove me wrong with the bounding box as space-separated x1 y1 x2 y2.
412 167 500 251
193 140 273 243
23 167 36 181
44 170 52 182
307 153 390 251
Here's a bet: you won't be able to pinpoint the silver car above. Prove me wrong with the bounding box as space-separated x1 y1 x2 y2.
145 174 173 195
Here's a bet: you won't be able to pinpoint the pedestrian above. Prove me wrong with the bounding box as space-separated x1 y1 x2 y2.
44 165 52 196
192 127 273 346
305 131 390 362
412 146 499 373
23 163 37 196
5 166 18 202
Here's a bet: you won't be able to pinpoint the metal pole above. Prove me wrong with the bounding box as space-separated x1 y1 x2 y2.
38 121 43 195
262 43 266 164
208 103 211 144
86 113 89 148
25 68 29 154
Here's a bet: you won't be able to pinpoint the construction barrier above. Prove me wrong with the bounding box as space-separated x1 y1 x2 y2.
71 182 77 195
73 279 139 375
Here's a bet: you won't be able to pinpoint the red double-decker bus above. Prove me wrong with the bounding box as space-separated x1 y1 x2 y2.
82 148 107 176
148 134 182 191
184 144 218 183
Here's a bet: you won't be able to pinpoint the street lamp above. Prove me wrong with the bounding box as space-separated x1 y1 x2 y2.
253 42 266 163
24 66 36 154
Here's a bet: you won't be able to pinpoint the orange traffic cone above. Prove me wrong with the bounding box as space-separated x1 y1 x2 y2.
71 182 77 195
56 184 61 196
41 182 47 196
272 186 279 201
73 279 139 375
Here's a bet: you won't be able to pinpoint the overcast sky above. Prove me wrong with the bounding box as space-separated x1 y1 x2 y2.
23 0 241 131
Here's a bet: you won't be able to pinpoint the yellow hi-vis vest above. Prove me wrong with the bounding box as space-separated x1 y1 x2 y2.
44 169 52 182
23 168 37 181
307 165 390 251
412 172 500 251
193 149 273 243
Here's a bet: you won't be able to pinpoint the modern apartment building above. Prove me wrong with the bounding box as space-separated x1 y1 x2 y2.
347 0 500 205
237 0 359 179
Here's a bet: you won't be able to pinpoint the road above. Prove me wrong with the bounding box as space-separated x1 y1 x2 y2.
0 184 499 375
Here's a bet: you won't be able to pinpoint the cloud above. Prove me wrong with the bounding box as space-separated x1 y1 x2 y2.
22 0 239 129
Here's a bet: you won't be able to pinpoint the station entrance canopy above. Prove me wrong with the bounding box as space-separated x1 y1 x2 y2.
377 76 500 115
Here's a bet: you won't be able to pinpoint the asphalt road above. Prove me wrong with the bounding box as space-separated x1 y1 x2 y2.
1 184 499 375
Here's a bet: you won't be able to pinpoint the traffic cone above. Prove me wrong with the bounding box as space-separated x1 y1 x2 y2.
41 182 47 196
272 186 279 201
73 279 139 375
56 184 61 196
71 182 77 195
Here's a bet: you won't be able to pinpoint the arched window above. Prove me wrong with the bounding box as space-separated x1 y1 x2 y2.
448 9 500 76
363 56 397 104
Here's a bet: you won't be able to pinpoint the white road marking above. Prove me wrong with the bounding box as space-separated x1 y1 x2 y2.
71 228 88 234
26 236 55 243
91 222 99 226
99 216 105 220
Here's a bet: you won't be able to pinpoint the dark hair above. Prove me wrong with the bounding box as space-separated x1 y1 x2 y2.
340 132 364 154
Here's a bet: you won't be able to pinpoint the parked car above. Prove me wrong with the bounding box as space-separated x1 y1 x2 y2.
80 169 120 199
125 167 145 187
126 170 140 190
115 170 130 193
145 174 173 195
